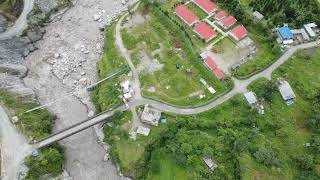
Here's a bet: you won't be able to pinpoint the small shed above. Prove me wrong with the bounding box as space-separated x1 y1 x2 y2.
252 11 264 21
136 126 150 136
244 91 258 106
203 158 218 171
278 80 296 105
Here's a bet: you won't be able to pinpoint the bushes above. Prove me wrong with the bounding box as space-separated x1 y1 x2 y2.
25 144 64 180
0 89 54 140
254 146 280 167
92 23 128 112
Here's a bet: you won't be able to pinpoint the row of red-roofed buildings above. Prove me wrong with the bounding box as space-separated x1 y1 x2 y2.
174 0 248 42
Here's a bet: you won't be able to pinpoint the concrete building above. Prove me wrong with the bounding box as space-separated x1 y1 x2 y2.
252 11 264 21
278 80 296 105
244 91 258 106
136 126 150 136
291 29 310 42
278 25 294 44
141 104 161 126
203 158 218 171
304 23 318 38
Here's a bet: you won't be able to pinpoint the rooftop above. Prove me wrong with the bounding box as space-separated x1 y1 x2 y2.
278 80 296 101
175 5 199 26
141 104 161 126
136 126 150 136
229 25 248 41
252 11 264 20
244 91 258 105
215 10 227 20
193 21 218 42
304 23 317 37
278 25 294 40
220 16 237 29
193 0 218 14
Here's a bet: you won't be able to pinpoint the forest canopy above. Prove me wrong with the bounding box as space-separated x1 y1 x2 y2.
249 0 320 27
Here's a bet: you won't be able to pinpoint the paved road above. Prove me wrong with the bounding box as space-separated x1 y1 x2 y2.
32 13 319 148
0 0 34 40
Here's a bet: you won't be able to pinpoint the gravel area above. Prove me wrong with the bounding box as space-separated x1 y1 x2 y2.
23 0 136 179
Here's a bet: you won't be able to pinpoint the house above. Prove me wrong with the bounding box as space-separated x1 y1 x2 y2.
218 16 237 29
278 80 296 105
203 55 225 79
252 11 264 21
193 0 218 14
136 126 150 136
141 104 161 126
291 29 310 42
244 91 258 106
229 25 248 41
214 11 227 21
304 23 318 38
203 158 218 171
175 4 199 26
278 25 294 44
121 80 133 100
193 21 218 42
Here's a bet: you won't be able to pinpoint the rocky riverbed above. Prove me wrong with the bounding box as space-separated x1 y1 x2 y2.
1 0 136 179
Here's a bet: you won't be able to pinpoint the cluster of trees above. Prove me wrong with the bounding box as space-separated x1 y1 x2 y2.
249 0 320 27
25 144 65 180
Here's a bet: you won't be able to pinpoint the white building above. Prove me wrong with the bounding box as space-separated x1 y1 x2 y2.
278 80 296 105
244 91 258 106
136 126 150 136
141 104 161 126
304 23 317 38
203 158 218 171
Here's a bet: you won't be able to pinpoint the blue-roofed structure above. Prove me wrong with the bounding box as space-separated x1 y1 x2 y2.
278 25 293 40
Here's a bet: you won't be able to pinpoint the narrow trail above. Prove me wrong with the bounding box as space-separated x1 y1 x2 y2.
0 106 31 180
0 0 35 40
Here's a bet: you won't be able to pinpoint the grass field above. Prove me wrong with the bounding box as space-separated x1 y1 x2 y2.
137 48 320 179
148 154 189 180
120 3 228 107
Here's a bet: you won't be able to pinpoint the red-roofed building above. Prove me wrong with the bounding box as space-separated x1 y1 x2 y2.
229 25 248 41
204 55 225 79
204 56 218 71
218 16 237 29
214 11 227 20
193 21 218 42
213 68 225 79
193 0 218 14
175 5 199 26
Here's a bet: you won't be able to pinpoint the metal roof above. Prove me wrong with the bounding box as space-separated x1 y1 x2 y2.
244 91 257 105
278 80 296 101
278 26 294 40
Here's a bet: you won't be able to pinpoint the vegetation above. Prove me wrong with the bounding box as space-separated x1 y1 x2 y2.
106 48 320 179
0 89 54 140
0 0 22 18
0 89 65 179
25 144 65 180
249 0 320 27
92 23 129 113
120 1 231 107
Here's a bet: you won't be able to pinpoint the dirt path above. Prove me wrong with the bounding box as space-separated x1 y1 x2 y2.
0 106 31 180
23 0 136 179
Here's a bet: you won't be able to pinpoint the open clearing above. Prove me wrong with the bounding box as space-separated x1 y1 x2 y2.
120 4 228 107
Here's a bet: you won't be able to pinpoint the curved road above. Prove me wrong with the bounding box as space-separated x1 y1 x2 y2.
0 0 34 40
32 10 319 148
